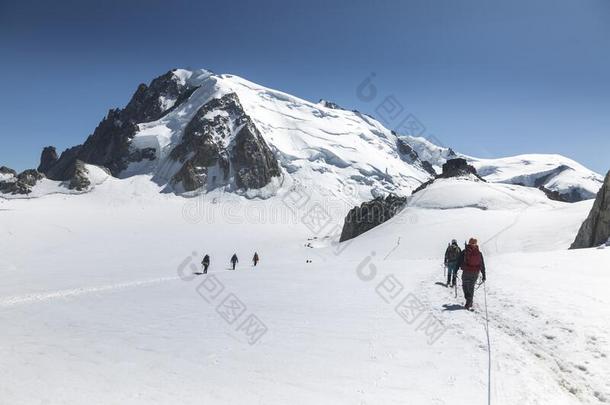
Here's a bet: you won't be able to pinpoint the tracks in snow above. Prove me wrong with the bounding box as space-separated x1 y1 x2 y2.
420 266 609 404
0 276 180 308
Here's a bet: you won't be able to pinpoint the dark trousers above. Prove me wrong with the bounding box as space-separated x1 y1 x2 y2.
462 270 480 306
446 262 458 286
232 262 236 270
203 264 209 274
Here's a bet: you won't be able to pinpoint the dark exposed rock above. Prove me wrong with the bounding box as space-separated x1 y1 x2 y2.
41 69 198 180
339 194 407 242
45 146 83 181
570 171 610 249
421 161 436 176
232 123 281 189
75 108 140 176
318 99 343 110
67 160 92 191
396 138 437 176
172 161 207 192
0 166 17 177
556 188 591 203
539 186 569 202
0 181 30 195
0 169 45 195
129 147 157 163
397 138 419 161
170 93 280 192
412 158 484 194
411 181 431 195
38 146 58 174
17 169 44 187
169 95 233 191
439 158 479 178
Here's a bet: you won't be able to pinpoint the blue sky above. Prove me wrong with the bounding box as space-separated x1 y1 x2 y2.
1 0 608 173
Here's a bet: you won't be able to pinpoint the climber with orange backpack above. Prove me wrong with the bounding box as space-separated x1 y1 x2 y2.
457 238 486 310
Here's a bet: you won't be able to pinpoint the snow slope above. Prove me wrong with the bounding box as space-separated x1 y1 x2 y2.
408 177 556 211
1 175 608 405
392 137 603 200
471 154 604 201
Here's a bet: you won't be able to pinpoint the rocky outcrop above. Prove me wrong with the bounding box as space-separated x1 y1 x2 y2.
570 171 610 249
37 146 58 174
17 169 44 187
170 93 280 192
0 169 45 195
439 158 480 178
539 186 569 202
232 123 281 189
421 161 436 176
412 158 484 194
396 138 437 176
0 181 29 195
75 109 140 176
397 138 419 161
41 69 199 180
557 188 592 204
0 166 17 177
339 194 407 242
318 99 343 110
44 146 82 181
67 160 92 191
122 70 198 123
172 161 208 192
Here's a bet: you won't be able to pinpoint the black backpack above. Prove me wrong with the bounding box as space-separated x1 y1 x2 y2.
446 245 460 262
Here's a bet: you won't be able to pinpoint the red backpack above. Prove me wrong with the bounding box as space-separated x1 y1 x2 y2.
463 245 482 271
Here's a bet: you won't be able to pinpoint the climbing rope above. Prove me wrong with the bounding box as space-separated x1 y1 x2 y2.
482 280 491 405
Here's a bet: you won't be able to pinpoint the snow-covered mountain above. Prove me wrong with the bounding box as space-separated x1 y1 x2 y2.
0 68 604 202
395 136 603 202
2 69 609 405
471 154 602 202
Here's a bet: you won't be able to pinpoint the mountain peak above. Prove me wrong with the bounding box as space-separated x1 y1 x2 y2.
1 69 603 203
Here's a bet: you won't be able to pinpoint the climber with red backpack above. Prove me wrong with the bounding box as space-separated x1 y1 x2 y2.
457 238 486 310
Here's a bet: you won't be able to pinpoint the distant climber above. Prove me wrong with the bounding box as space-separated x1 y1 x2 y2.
252 252 259 266
230 253 239 270
201 254 210 274
444 239 461 287
457 238 486 310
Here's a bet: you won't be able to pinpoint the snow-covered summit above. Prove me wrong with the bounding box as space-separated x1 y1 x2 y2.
28 69 436 200
471 154 603 202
